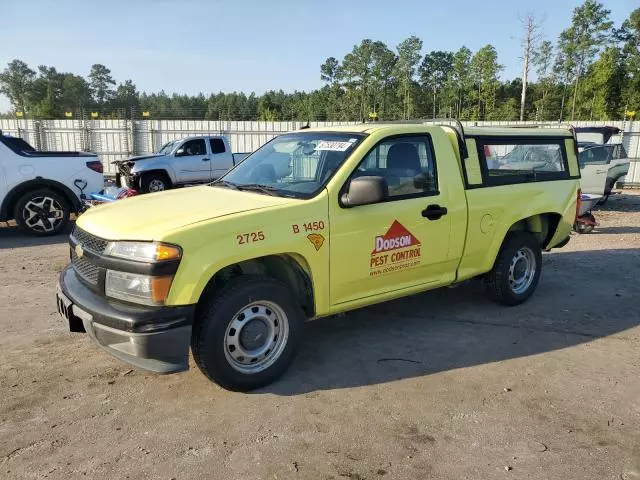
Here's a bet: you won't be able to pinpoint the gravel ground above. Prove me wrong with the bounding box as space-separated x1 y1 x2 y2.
1 192 639 480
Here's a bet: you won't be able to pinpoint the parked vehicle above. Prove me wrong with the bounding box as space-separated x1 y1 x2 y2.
57 121 580 391
0 131 104 235
575 126 630 202
574 146 611 234
113 136 250 193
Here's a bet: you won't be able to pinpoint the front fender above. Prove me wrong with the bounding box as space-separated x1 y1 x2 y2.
130 157 177 183
162 192 331 316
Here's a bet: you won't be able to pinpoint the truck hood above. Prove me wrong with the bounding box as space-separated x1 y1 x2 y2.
112 153 166 166
76 186 296 240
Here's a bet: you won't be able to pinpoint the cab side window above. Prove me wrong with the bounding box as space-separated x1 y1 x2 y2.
476 137 570 186
178 139 206 156
209 138 226 154
356 136 437 199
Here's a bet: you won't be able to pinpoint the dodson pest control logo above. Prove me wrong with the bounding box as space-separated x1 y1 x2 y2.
371 220 420 254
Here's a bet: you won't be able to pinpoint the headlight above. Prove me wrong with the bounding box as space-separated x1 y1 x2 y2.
104 241 181 263
105 270 174 305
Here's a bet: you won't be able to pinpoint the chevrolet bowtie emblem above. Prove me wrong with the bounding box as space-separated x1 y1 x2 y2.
75 244 84 258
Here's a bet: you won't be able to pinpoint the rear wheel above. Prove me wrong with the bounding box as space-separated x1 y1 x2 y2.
192 276 304 391
140 172 171 193
485 232 542 306
574 222 595 234
14 189 71 236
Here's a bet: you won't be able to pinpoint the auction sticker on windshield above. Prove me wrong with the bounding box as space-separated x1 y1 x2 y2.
315 139 356 151
370 220 421 276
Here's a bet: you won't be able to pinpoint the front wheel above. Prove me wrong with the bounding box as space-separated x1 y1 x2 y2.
14 189 71 236
140 172 171 193
192 276 304 391
485 232 542 306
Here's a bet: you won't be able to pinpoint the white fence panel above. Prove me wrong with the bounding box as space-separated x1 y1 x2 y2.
1 118 638 185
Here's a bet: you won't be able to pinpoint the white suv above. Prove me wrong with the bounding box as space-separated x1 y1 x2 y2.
0 132 104 236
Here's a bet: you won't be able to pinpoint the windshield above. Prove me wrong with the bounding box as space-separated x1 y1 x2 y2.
216 132 365 198
157 140 177 155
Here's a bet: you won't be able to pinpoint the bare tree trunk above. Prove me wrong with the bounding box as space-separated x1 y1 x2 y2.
432 89 436 118
559 83 567 121
519 13 541 121
571 64 582 121
382 83 387 119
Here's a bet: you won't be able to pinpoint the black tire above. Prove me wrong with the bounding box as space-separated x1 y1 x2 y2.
13 189 71 236
484 232 542 306
574 222 594 234
140 172 171 193
192 276 304 391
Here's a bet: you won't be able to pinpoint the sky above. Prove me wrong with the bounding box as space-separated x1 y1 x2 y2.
0 0 635 112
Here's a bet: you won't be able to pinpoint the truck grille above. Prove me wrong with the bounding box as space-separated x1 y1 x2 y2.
71 250 100 285
71 226 108 254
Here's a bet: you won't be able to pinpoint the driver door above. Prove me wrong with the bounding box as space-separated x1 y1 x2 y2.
329 135 456 306
174 138 211 184
579 146 609 196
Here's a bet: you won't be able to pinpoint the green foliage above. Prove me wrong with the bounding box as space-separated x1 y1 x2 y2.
420 51 454 118
0 2 636 121
471 45 503 120
394 36 423 119
88 64 116 105
557 0 614 119
0 59 35 114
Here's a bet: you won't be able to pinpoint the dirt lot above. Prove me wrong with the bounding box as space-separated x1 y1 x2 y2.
1 193 639 480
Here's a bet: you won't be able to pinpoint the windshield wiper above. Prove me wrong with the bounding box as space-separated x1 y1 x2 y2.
210 179 239 190
235 183 279 196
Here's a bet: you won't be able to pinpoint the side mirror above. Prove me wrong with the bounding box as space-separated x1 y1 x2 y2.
413 172 433 190
341 176 388 208
175 147 186 157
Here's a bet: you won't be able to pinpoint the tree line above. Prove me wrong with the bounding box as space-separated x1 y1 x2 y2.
1 2 638 122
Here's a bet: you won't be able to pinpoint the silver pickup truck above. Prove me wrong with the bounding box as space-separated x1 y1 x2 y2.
114 136 250 193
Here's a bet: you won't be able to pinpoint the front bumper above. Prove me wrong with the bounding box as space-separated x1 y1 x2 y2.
57 266 195 374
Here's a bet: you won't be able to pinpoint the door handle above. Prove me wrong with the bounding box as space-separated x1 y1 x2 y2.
422 204 448 220
202 158 210 162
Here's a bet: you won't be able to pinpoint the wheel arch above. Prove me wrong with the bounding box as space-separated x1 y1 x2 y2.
194 253 316 321
135 164 176 184
481 212 562 275
0 178 81 221
507 212 562 249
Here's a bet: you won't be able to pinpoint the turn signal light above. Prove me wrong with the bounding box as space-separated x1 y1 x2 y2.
156 244 182 261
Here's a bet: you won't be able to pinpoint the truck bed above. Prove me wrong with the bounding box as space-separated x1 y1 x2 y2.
0 135 96 157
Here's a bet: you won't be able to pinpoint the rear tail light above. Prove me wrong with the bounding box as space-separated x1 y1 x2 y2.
86 160 103 173
575 188 582 221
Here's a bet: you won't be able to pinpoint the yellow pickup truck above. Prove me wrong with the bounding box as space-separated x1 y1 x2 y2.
56 121 581 391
